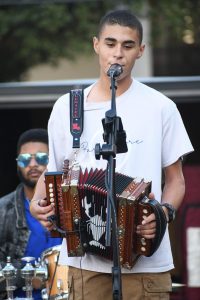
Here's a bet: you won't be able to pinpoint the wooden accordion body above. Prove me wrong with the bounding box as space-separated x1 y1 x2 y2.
45 162 154 269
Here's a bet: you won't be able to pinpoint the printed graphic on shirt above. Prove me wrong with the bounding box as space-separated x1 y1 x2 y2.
79 127 144 172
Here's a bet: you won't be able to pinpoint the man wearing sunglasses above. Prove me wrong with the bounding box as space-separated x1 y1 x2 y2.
0 128 62 300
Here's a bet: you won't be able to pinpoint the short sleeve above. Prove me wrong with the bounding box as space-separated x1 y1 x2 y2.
162 103 194 167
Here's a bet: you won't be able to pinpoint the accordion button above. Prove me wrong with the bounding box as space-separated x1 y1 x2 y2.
118 229 123 236
143 209 148 214
49 188 53 193
141 247 146 252
50 193 54 197
50 198 54 202
49 183 53 187
74 218 79 224
141 238 146 246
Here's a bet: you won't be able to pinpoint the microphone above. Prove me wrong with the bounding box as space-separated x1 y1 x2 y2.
107 63 123 78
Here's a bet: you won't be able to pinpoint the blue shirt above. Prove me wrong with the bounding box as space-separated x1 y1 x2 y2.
14 198 62 300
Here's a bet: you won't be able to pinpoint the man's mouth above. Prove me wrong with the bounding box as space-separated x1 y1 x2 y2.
28 170 41 177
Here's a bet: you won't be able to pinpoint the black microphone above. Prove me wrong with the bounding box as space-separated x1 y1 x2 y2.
107 63 123 78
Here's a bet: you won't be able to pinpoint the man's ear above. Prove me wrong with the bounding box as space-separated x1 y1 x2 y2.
137 44 145 59
93 36 99 54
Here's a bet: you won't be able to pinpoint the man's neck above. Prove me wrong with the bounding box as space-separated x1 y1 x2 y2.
87 75 133 103
23 185 35 201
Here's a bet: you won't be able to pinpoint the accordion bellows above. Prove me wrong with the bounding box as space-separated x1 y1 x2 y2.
45 160 166 269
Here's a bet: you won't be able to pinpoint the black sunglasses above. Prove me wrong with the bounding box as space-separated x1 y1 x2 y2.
16 152 49 168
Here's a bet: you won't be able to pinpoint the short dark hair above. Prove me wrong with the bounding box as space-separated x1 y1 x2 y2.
17 128 48 154
97 9 143 44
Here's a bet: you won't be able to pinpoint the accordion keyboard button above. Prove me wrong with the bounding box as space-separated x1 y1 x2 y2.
141 238 146 246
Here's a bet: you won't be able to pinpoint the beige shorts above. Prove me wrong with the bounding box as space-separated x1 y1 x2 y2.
68 266 172 300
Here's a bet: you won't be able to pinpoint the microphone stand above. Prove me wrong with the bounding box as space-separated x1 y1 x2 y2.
95 69 127 300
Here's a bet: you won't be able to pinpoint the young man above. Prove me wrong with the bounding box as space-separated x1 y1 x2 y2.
0 128 62 300
30 10 193 299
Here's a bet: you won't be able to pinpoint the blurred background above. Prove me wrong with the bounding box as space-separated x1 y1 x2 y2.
0 0 200 81
0 1 200 299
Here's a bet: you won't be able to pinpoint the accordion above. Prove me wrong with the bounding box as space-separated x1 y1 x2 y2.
45 161 167 269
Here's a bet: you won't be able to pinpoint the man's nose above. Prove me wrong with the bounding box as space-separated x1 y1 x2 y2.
28 157 38 166
113 45 123 58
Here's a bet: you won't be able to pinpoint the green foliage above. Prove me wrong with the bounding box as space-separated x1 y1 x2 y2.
0 1 113 81
0 0 199 81
146 0 200 46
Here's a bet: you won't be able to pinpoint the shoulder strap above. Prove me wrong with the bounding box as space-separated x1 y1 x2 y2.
70 89 84 149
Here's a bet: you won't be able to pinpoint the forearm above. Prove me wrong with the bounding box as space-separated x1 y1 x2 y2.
32 171 46 202
161 175 185 210
162 159 185 210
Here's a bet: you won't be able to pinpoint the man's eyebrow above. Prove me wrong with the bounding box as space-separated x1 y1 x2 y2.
123 40 136 44
104 37 136 44
104 37 117 42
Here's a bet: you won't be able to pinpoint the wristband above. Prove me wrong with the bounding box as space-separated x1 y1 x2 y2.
161 203 176 223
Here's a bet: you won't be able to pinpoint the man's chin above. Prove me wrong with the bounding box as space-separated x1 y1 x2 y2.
23 178 37 189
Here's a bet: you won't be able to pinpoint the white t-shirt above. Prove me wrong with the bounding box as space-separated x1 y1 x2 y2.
47 79 193 273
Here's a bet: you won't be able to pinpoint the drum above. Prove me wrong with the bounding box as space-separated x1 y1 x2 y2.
41 245 69 300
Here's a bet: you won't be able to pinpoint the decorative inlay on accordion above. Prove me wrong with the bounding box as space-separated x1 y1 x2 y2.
45 162 166 269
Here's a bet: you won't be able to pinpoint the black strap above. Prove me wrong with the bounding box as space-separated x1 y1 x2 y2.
70 89 84 149
141 198 167 256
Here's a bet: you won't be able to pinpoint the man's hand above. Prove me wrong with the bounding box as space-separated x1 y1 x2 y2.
136 213 156 239
30 199 55 231
136 192 156 239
